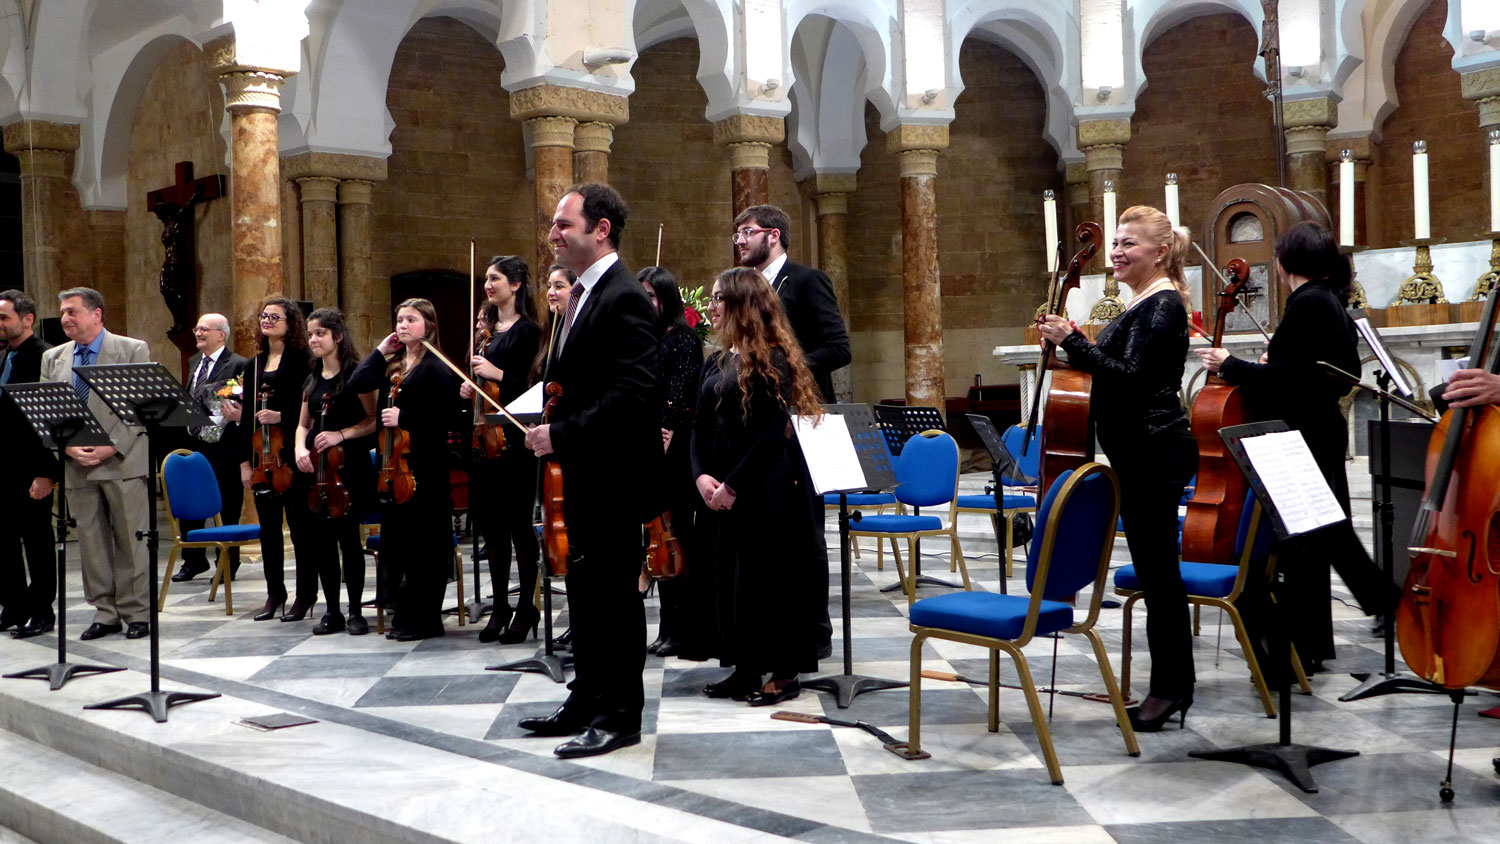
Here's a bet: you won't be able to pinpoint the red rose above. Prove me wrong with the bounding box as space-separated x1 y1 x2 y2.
684 306 701 328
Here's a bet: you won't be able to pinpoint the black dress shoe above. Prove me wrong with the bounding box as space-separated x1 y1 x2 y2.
554 727 641 758
703 671 760 700
125 622 150 640
0 612 24 632
12 616 54 639
312 612 346 635
346 614 369 636
393 627 444 642
745 679 802 707
517 705 588 737
80 622 123 640
171 561 210 582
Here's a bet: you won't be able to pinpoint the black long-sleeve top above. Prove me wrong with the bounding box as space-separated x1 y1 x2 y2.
659 325 703 433
350 349 458 485
480 320 541 407
1060 289 1191 457
690 347 798 498
239 345 312 465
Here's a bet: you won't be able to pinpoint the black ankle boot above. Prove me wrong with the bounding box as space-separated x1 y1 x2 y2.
499 604 540 644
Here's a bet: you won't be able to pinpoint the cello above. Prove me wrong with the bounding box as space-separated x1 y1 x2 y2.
375 372 417 505
308 395 351 519
1025 221 1104 494
1180 258 1252 564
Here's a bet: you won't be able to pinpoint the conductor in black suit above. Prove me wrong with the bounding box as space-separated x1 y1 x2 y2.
171 312 251 583
732 204 850 402
520 183 662 759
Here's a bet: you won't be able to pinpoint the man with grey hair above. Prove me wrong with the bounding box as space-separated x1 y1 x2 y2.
40 287 153 640
170 312 249 583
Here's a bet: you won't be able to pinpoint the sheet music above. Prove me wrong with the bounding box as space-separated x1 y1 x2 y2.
1239 430 1347 535
507 381 543 415
1353 315 1413 397
792 414 867 495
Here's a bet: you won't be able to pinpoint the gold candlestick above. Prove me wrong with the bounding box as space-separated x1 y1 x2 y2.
1475 231 1499 301
1340 244 1368 309
1392 237 1447 305
1089 267 1124 322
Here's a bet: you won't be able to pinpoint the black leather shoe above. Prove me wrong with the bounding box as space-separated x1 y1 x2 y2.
0 611 24 632
12 616 54 639
393 627 444 642
518 705 588 737
80 622 123 640
703 671 760 700
554 727 641 759
312 612 346 635
171 561 210 582
346 614 369 636
745 679 801 707
125 622 150 639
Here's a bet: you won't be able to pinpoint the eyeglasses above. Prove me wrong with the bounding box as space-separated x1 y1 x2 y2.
709 294 727 303
258 312 285 323
193 326 225 335
730 226 773 244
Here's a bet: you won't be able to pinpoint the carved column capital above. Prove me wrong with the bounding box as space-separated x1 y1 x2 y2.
573 121 615 155
1076 118 1131 150
814 191 848 217
337 180 374 206
2 120 80 154
220 70 285 112
711 114 786 147
727 142 771 171
282 152 388 183
296 176 339 204
884 123 950 155
528 116 578 149
510 84 629 125
897 149 940 178
812 171 857 195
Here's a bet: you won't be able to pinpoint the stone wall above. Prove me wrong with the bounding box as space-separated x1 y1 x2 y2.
124 39 232 378
1374 0 1487 249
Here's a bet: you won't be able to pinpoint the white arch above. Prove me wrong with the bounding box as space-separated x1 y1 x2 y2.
786 1 897 126
950 1 1077 160
1128 0 1263 100
787 16 875 178
0 0 24 122
1360 0 1443 140
626 0 736 119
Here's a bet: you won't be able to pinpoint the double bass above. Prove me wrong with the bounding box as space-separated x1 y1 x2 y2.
1025 221 1104 494
375 371 416 504
1180 258 1252 564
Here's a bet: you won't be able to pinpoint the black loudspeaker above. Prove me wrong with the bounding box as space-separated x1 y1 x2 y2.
1368 419 1435 587
296 300 314 319
41 316 65 346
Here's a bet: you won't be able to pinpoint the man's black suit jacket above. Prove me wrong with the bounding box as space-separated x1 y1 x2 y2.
547 258 663 524
0 333 59 487
768 260 850 402
1 334 48 384
185 349 250 463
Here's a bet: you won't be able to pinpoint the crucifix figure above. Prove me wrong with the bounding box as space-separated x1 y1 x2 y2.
147 161 226 364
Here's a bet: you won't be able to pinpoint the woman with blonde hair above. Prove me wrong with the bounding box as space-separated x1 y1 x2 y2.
692 266 825 706
1037 205 1198 731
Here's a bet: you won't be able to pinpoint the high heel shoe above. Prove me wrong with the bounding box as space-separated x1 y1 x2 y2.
280 598 315 622
498 605 540 645
254 596 287 622
477 605 514 644
1126 694 1192 732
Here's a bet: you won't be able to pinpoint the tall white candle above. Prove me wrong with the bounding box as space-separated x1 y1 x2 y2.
1164 173 1180 228
1412 140 1430 240
1102 180 1117 250
1490 130 1500 233
1338 150 1355 246
1043 190 1058 273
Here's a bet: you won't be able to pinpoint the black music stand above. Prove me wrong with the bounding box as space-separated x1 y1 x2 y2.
73 363 221 721
1187 421 1357 793
1 382 125 690
801 404 908 708
487 520 571 683
486 413 566 602
870 405 961 593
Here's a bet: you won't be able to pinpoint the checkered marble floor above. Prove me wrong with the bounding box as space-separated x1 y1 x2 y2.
7 471 1500 843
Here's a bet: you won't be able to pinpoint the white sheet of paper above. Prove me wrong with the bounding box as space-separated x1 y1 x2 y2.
507 381 544 415
792 414 867 495
1238 430 1347 536
1354 317 1414 397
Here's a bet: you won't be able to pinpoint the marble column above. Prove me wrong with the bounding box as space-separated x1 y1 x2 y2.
2 120 80 309
86 210 127 329
813 172 856 402
1064 162 1090 238
337 180 376 351
573 121 614 184
297 176 339 309
712 115 786 216
1283 95 1337 208
219 69 287 357
1078 118 1130 272
1326 136 1373 246
527 116 577 295
888 124 949 410
279 172 303 301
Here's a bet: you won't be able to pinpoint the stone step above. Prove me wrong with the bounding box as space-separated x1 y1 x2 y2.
0 727 296 844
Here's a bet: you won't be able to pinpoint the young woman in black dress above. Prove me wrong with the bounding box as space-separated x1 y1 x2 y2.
692 266 825 705
351 298 459 641
225 298 311 620
1037 205 1198 731
638 266 705 659
462 256 542 644
290 308 377 634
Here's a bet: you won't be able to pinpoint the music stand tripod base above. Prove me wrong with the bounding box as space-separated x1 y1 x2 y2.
1339 671 1458 702
487 559 571 683
5 662 124 692
803 674 908 710
1189 743 1357 794
84 689 222 724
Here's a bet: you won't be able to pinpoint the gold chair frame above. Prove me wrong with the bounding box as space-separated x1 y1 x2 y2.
155 449 259 616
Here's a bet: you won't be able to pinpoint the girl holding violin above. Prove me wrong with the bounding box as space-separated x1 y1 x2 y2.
691 267 825 705
291 308 377 633
638 266 705 659
350 298 459 641
462 256 542 644
225 298 311 621
1037 205 1198 732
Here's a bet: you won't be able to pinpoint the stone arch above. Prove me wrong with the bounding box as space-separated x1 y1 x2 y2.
784 1 895 181
1130 0 1263 98
951 1 1076 159
0 0 26 119
87 32 204 209
626 0 736 119
786 0 897 124
1364 0 1453 139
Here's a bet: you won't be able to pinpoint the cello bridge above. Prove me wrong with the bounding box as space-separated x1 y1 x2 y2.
1407 546 1457 559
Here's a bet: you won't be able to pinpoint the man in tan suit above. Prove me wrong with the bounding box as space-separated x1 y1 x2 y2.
40 287 152 640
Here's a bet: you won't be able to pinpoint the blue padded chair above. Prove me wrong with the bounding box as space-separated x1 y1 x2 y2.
1113 488 1305 716
156 449 261 615
895 463 1135 785
1001 424 1040 487
847 430 968 604
959 414 1039 581
824 492 902 568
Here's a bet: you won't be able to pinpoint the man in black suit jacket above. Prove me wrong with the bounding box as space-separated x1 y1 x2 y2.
521 183 661 759
0 289 60 637
170 312 250 583
733 204 851 402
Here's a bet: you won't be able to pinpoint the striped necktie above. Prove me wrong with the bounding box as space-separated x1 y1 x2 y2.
74 346 91 403
559 281 585 349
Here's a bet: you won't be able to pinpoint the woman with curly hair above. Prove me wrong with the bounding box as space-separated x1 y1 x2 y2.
691 266 825 706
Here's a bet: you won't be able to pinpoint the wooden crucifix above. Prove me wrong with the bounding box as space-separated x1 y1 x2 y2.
147 161 226 372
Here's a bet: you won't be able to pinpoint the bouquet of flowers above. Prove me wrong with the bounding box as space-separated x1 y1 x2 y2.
193 375 242 443
681 285 713 343
215 374 243 401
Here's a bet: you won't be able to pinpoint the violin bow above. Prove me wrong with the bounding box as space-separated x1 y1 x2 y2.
420 339 526 428
1191 242 1273 343
467 239 477 367
655 222 664 267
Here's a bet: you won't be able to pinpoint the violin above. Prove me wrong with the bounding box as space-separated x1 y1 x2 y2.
644 512 685 579
471 329 506 460
1181 258 1252 564
1026 221 1104 493
308 395 351 519
1396 289 1500 689
539 381 569 576
376 371 417 505
250 380 293 494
